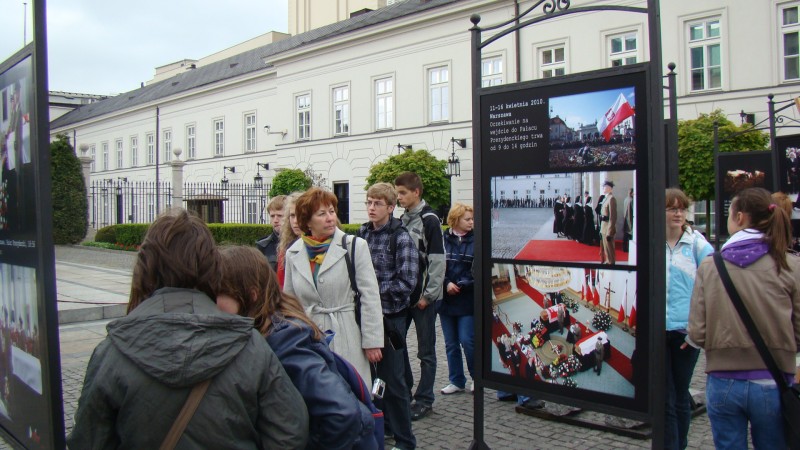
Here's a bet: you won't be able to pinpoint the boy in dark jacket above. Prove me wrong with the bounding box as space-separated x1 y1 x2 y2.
255 195 286 272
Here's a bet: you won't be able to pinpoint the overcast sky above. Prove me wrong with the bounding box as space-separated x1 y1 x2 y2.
0 0 289 96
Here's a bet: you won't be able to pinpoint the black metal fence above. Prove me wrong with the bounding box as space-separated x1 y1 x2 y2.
88 180 272 228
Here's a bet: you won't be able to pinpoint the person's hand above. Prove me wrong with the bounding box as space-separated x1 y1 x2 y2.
679 342 689 350
365 348 382 363
446 282 460 295
416 298 429 310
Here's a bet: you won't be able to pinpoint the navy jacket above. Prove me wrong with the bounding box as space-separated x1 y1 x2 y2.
437 229 474 316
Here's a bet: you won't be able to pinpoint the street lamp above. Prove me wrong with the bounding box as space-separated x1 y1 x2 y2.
221 166 235 190
253 162 269 188
446 137 466 178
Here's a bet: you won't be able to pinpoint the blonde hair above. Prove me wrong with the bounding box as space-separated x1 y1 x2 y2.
366 182 398 206
278 192 303 257
447 203 474 229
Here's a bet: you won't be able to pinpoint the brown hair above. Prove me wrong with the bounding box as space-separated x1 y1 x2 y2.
666 188 692 233
366 182 398 205
730 188 792 273
127 208 220 313
294 187 338 235
394 172 423 195
267 194 286 214
447 203 474 229
771 191 793 218
218 246 323 339
278 192 303 257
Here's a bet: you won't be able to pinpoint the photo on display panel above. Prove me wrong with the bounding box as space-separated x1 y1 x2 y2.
490 263 637 398
489 170 636 267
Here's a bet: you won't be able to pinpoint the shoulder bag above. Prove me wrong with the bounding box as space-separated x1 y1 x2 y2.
159 378 212 450
341 234 362 328
713 252 800 449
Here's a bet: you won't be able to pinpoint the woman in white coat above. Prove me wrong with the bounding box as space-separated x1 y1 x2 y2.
283 187 384 383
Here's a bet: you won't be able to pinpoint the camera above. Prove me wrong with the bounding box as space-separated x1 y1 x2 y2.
372 378 386 399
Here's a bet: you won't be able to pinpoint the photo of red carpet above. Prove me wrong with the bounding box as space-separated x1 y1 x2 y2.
515 239 629 264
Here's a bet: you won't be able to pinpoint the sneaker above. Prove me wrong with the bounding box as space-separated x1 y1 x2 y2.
469 381 475 393
410 403 433 421
441 384 465 395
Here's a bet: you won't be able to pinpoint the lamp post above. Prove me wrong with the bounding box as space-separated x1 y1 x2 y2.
221 166 235 191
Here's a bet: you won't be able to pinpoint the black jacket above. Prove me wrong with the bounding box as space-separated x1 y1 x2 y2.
255 231 280 272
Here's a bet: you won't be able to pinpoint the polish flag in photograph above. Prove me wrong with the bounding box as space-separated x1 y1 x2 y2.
597 93 635 142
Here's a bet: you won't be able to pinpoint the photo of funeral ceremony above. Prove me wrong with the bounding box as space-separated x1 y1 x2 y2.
548 87 636 171
491 170 636 266
490 263 637 397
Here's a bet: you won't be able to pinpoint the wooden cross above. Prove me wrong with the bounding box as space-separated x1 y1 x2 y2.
603 282 616 310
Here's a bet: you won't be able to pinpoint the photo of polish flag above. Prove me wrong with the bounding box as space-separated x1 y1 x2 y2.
597 93 635 142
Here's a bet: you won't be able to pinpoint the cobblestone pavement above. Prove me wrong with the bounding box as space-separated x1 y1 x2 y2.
1 246 718 449
491 208 553 259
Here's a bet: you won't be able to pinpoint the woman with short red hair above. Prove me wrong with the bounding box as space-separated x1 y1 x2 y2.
283 187 384 384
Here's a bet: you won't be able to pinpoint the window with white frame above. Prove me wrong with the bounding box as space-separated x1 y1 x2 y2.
186 124 196 159
688 18 722 91
609 32 638 67
163 129 172 162
482 56 503 87
333 86 350 135
214 119 225 156
102 142 109 171
130 136 138 167
90 145 96 172
375 77 393 130
781 3 800 81
428 66 449 123
540 45 566 78
116 139 123 169
244 113 257 152
146 133 155 165
247 200 259 224
296 94 311 140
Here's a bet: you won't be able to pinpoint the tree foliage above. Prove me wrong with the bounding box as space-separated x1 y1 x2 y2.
51 135 88 244
269 168 312 197
365 149 450 211
678 109 769 201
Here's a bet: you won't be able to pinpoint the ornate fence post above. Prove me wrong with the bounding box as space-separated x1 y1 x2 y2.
78 144 94 234
170 148 186 209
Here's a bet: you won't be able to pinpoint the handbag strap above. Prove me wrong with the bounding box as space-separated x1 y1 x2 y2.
159 378 212 450
341 234 362 304
712 252 791 391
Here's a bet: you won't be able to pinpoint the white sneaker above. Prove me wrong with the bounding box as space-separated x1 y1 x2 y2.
469 381 475 393
441 384 465 394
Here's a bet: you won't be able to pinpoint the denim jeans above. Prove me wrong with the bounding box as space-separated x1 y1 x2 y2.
377 315 416 450
404 303 437 407
664 331 700 450
438 313 474 388
706 374 785 450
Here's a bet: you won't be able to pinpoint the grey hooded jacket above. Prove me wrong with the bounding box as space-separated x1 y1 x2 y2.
67 288 309 450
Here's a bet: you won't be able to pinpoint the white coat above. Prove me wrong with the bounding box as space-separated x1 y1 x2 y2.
284 227 384 383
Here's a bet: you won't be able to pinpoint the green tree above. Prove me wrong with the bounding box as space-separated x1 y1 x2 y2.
269 168 312 197
51 134 88 244
365 149 450 212
678 109 769 230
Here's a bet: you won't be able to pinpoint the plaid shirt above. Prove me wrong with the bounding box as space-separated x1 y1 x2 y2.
358 218 419 314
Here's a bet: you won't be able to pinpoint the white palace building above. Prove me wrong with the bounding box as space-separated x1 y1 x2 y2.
49 0 800 225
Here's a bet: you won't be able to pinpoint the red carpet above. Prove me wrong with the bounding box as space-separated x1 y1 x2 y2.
515 239 629 263
515 277 633 382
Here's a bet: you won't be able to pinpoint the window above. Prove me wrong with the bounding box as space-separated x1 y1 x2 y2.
540 45 566 78
163 129 172 162
482 56 503 87
90 145 96 172
116 139 123 169
146 133 155 165
781 4 800 81
428 66 449 122
102 142 109 171
296 94 311 140
609 33 637 67
214 119 225 156
375 77 393 130
244 113 256 152
333 86 349 135
186 125 196 159
688 18 722 91
130 136 138 167
247 201 259 224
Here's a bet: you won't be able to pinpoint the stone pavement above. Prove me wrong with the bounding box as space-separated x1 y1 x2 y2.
5 246 719 449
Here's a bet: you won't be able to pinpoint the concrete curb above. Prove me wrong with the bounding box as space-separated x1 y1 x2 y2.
58 304 127 325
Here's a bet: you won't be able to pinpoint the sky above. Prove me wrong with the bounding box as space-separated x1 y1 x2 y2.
0 0 289 96
549 87 636 130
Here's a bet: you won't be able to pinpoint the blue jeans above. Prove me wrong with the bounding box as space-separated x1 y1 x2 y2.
664 331 699 450
404 303 437 407
706 375 785 450
438 313 474 388
377 315 416 449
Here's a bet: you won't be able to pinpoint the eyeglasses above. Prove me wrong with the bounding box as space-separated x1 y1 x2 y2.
666 208 687 215
364 201 387 208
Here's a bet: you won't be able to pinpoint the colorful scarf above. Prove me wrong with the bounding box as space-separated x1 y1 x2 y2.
302 235 332 285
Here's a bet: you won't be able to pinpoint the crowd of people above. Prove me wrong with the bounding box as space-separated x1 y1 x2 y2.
549 142 636 169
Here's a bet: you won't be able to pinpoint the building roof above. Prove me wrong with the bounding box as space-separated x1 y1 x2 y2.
51 0 460 129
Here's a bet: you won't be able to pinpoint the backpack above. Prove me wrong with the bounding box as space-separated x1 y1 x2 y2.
331 351 384 450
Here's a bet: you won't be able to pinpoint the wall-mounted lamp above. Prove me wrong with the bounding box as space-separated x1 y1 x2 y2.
254 162 270 188
445 137 466 178
396 143 412 154
264 125 288 138
221 166 236 189
739 110 755 125
117 177 128 183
